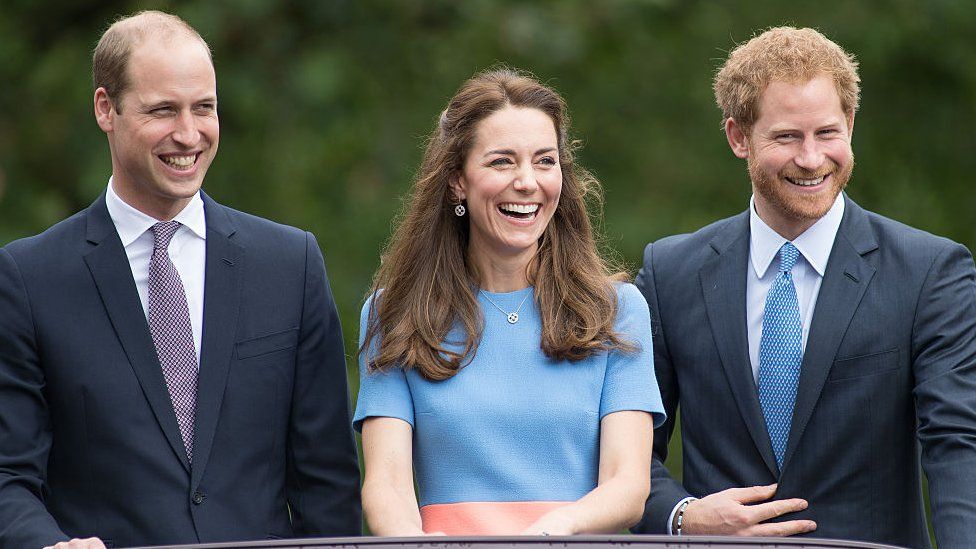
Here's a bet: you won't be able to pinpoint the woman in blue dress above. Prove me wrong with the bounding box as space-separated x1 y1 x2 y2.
355 68 666 536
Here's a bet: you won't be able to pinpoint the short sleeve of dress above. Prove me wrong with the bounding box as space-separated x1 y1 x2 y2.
599 283 667 428
352 293 415 432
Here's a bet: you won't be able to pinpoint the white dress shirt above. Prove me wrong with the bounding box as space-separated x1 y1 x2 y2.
746 192 844 382
667 192 845 533
105 179 207 361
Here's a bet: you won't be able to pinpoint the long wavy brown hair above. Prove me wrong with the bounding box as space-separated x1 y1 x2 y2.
361 67 632 381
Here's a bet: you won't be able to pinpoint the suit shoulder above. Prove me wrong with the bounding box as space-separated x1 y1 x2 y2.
219 204 308 240
861 208 966 259
213 203 321 261
1 209 88 260
643 213 746 265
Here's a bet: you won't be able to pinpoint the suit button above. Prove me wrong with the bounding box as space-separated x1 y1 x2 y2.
192 491 206 505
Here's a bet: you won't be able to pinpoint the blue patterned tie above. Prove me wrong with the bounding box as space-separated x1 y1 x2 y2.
758 242 802 470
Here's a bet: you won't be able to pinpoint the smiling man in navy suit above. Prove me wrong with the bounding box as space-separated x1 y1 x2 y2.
633 27 976 548
0 11 360 549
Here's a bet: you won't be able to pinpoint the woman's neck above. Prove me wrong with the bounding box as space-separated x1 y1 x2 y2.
469 246 536 293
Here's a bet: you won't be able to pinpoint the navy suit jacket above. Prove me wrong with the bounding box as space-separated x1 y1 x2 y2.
0 193 361 548
632 195 976 548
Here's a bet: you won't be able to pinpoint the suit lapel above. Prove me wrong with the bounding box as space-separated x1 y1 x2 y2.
782 197 877 470
83 195 191 473
700 212 780 477
190 193 242 489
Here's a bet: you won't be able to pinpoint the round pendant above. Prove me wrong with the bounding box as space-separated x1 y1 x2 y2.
507 312 519 324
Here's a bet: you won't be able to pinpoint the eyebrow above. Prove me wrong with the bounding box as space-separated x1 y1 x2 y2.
483 147 557 157
768 120 845 133
141 97 218 110
141 101 173 111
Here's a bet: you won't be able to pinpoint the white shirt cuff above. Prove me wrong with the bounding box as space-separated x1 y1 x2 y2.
667 496 697 535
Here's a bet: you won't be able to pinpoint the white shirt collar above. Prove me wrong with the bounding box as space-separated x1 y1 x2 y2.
749 192 845 278
105 177 207 246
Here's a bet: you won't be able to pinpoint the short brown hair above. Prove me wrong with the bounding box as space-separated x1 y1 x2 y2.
714 26 860 133
92 10 211 112
361 67 631 381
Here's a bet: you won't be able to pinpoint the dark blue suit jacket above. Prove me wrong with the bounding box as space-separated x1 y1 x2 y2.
632 195 976 548
0 193 361 548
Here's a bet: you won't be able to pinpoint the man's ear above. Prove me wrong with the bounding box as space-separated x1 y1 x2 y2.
725 118 750 159
94 87 116 133
847 112 855 138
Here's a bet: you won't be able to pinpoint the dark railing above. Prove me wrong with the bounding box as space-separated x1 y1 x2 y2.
131 535 907 549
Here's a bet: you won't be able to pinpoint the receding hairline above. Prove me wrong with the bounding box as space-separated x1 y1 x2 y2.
102 10 211 61
92 10 214 111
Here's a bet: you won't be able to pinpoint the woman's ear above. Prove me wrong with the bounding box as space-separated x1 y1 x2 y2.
449 173 466 202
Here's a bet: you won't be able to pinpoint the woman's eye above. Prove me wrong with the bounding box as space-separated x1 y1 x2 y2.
489 158 513 167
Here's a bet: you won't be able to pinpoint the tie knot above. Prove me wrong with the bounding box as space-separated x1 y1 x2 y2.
778 242 799 273
151 221 181 251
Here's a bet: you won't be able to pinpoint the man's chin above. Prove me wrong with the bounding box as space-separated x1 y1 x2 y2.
161 187 203 202
779 191 841 221
149 180 205 208
153 173 206 196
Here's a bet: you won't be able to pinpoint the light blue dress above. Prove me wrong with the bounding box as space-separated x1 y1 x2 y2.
354 283 665 534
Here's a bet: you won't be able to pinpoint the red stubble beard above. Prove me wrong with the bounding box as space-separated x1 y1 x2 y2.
748 154 854 223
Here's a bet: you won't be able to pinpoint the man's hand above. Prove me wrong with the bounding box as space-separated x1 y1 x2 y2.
681 484 816 536
43 538 107 549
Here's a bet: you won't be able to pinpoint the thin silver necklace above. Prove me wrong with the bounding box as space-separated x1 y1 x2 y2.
480 289 531 324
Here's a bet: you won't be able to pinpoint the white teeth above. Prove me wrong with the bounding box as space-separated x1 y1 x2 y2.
789 176 824 187
499 203 539 214
162 155 195 168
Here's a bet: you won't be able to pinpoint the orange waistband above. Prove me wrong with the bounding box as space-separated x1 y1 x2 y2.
420 501 570 535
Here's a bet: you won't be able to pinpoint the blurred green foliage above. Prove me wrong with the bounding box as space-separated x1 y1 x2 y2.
2 1 974 542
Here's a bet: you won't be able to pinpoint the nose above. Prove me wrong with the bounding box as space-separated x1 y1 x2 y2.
172 110 201 147
512 163 538 193
794 137 825 171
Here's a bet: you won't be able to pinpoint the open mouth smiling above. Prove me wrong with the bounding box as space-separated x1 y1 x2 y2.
784 173 828 187
159 153 198 172
498 203 540 220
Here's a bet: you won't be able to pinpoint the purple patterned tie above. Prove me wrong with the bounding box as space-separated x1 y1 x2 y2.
148 221 198 463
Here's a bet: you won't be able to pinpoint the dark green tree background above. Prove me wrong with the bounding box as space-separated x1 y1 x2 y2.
2 1 973 541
